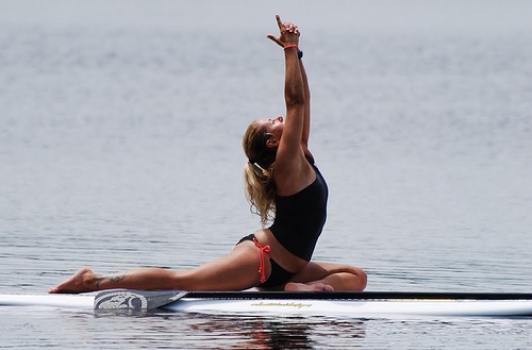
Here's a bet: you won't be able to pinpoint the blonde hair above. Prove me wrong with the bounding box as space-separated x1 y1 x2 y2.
242 121 277 226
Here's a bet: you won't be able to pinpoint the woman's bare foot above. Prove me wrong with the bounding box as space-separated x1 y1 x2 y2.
48 267 99 294
284 282 334 292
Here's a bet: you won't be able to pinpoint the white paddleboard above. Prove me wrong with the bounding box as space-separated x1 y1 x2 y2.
2 290 532 318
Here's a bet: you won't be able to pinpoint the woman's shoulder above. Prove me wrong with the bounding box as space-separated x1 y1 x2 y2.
274 149 316 196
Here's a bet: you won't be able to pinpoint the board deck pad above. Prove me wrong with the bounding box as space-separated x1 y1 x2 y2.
94 289 186 311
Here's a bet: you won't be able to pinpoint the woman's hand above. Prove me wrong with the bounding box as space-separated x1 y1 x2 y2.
267 15 300 48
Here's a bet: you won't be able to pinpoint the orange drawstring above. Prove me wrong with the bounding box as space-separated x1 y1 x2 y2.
253 237 271 283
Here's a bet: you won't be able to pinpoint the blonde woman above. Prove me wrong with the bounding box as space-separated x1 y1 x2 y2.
50 16 367 294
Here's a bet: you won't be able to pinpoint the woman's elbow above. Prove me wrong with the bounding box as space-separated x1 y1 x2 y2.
285 94 305 106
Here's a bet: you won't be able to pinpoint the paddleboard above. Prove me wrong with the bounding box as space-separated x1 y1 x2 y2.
2 290 532 318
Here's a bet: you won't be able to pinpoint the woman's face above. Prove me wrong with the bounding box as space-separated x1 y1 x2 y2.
258 115 284 140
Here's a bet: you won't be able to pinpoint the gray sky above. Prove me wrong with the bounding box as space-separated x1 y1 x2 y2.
1 0 531 35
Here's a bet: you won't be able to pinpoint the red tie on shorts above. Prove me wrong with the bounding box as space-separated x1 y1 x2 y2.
253 238 271 283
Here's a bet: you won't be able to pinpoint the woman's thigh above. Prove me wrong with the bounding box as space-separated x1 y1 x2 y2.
179 240 268 291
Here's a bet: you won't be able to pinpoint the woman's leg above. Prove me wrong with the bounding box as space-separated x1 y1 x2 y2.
49 241 268 293
284 262 367 292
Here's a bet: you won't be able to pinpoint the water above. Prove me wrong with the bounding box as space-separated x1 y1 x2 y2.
1 0 532 348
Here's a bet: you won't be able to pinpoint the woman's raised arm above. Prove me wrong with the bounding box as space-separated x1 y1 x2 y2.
267 16 312 155
266 16 306 166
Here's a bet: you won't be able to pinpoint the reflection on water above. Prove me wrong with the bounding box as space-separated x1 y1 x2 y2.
157 313 367 350
91 310 370 349
4 306 532 349
91 311 368 349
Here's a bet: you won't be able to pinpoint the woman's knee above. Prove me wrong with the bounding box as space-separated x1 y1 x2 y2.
335 264 367 291
352 266 368 290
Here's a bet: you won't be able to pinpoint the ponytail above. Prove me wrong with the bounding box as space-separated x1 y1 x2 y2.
243 121 278 226
244 161 276 226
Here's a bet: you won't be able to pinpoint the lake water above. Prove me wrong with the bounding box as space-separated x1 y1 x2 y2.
1 1 532 348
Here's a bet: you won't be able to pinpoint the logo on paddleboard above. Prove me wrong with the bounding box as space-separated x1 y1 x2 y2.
94 291 148 311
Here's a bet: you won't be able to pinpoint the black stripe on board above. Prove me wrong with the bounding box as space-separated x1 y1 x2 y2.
182 291 532 301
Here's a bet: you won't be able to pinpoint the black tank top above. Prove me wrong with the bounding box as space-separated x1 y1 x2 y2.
269 158 328 261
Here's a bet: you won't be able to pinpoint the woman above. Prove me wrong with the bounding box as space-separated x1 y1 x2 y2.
49 15 367 294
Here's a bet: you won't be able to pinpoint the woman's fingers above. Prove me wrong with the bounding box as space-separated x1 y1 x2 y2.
266 34 284 47
269 15 300 46
275 14 297 33
275 14 283 30
284 23 297 32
